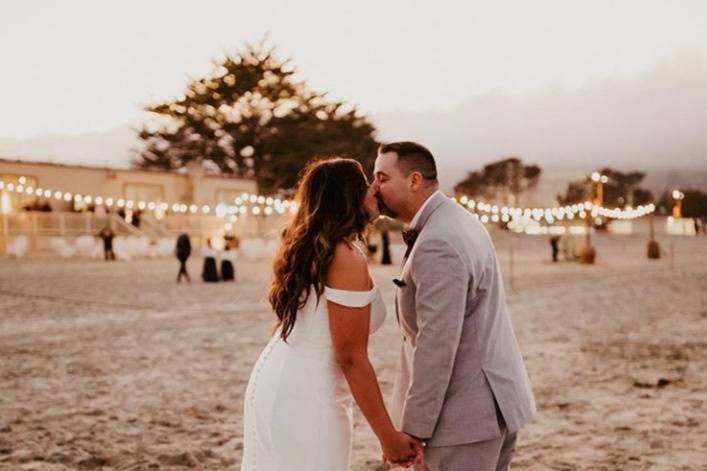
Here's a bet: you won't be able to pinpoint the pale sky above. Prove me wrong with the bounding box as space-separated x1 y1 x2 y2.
2 0 707 138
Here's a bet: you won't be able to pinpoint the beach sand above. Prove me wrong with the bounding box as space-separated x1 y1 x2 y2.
1 233 705 470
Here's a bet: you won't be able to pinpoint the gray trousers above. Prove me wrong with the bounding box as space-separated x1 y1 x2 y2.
416 409 517 471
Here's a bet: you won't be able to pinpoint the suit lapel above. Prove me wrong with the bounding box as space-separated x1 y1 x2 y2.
395 192 450 327
401 192 448 267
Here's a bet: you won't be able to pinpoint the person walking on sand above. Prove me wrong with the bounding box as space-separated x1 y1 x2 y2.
175 233 192 283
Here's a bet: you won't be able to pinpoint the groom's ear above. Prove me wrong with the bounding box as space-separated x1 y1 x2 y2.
409 171 424 191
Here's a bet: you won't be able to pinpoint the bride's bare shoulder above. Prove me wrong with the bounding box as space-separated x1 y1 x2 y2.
328 240 369 289
332 240 367 269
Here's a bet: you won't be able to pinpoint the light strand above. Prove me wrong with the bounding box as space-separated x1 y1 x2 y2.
0 180 297 218
454 195 655 223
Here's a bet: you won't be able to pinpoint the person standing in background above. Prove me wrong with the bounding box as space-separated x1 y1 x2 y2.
201 238 220 282
98 226 115 261
550 235 560 263
175 233 192 283
220 245 236 281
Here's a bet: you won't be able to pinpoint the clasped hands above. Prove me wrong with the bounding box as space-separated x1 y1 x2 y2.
381 430 425 468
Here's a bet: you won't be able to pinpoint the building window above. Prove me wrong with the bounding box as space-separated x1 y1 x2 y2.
123 183 165 207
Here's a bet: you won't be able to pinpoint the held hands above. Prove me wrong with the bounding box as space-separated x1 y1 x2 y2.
381 430 425 468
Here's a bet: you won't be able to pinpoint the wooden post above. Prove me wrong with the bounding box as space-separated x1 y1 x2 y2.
30 212 38 253
580 208 596 263
669 240 675 270
647 212 660 259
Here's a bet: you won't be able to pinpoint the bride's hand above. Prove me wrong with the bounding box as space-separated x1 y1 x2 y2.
380 430 424 468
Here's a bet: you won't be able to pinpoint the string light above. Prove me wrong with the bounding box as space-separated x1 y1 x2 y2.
456 195 655 224
0 179 296 219
0 179 655 226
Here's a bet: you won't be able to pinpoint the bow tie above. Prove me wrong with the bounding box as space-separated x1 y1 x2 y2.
402 227 420 259
402 228 419 247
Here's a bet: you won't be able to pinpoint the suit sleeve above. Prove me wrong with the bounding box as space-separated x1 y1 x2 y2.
402 238 469 439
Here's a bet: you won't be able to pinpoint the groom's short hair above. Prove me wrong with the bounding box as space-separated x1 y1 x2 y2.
379 141 438 182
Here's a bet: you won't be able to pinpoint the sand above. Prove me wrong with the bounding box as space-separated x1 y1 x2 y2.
1 232 706 470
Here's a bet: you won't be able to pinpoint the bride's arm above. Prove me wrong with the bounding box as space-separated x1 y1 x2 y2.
326 242 421 465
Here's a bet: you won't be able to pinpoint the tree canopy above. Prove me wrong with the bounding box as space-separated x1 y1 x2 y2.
454 157 541 205
558 167 654 207
134 41 379 194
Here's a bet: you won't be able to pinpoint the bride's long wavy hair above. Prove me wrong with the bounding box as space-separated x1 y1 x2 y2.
268 157 372 341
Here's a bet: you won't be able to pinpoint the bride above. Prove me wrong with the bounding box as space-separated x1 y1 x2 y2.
240 157 423 470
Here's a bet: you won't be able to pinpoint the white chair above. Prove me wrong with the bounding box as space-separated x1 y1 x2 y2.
134 236 151 257
49 237 76 258
49 237 65 254
112 236 132 261
155 237 177 257
7 236 29 258
146 238 174 258
75 235 99 258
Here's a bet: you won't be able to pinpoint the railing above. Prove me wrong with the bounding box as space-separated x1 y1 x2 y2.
109 213 144 237
0 211 144 237
0 211 288 240
137 214 172 241
159 213 286 239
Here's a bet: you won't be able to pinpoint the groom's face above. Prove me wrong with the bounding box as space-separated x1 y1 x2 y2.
373 151 411 220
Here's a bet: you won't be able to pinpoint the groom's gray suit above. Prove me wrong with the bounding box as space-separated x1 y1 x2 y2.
391 192 536 470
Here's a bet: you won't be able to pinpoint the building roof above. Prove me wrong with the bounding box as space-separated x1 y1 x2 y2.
0 156 253 182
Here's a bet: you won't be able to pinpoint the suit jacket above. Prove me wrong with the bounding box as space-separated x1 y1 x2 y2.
391 192 536 447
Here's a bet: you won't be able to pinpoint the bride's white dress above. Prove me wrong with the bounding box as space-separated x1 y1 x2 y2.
240 284 387 471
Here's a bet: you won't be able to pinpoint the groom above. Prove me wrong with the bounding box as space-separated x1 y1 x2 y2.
373 142 536 470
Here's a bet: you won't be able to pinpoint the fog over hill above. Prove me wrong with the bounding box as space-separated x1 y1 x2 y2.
2 51 706 194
